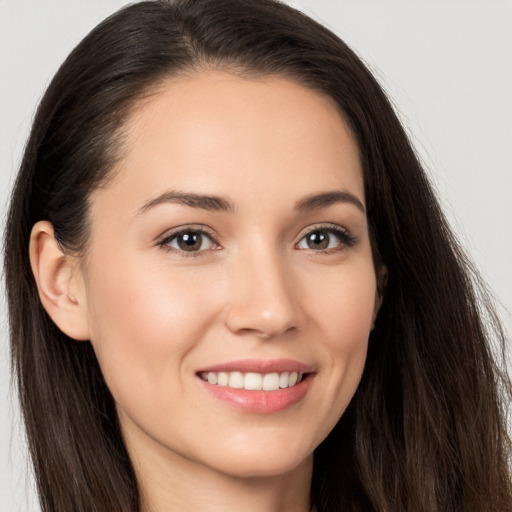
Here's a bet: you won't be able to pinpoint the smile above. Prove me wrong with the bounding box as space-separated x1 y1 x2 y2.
196 360 315 413
199 371 303 391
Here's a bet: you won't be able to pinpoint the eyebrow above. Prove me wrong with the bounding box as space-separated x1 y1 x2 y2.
295 190 365 213
136 190 234 215
136 188 365 216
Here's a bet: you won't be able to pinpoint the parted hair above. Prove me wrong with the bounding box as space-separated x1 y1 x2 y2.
4 1 511 511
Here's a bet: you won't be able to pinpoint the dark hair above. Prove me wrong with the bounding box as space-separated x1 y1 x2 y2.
4 1 511 511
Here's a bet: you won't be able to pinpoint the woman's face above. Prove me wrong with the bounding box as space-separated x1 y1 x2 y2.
81 71 379 479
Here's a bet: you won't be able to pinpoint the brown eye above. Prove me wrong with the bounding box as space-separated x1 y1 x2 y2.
297 226 355 252
303 230 330 250
165 230 215 252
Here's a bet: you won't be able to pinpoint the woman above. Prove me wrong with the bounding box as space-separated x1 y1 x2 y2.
4 0 511 511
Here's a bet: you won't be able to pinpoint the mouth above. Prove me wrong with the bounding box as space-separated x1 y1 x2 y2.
196 359 315 414
198 370 305 391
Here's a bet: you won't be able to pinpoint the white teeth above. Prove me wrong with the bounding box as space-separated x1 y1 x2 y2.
262 373 280 391
217 372 229 386
245 372 263 390
200 370 303 390
228 371 244 389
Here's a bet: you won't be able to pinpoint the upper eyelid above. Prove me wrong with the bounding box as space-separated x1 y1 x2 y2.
156 226 219 257
295 222 351 239
295 223 357 251
157 224 218 242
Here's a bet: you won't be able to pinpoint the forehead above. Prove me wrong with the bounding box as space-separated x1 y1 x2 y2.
92 70 364 216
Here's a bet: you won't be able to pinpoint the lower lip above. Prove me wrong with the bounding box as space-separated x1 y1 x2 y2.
198 374 313 414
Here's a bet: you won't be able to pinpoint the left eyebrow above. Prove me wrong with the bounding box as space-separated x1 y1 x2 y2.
135 189 235 215
295 190 365 213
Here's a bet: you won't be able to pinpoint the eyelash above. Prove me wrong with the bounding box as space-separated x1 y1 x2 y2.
156 223 357 257
157 225 220 258
295 223 358 254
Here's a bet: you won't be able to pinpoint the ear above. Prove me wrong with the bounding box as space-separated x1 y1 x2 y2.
371 264 388 328
29 221 90 341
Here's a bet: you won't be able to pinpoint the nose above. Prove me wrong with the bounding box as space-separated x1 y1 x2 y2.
224 250 302 339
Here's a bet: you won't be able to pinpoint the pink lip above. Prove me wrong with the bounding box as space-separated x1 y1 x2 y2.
196 358 315 374
196 359 315 414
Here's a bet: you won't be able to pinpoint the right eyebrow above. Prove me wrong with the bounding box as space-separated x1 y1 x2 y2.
135 189 235 215
294 189 365 214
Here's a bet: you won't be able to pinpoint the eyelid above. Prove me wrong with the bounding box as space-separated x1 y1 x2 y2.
295 223 357 252
156 224 221 253
295 222 351 240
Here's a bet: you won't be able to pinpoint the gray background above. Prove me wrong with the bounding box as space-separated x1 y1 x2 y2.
1 1 511 510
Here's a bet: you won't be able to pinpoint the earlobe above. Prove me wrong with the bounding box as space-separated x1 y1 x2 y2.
29 221 90 341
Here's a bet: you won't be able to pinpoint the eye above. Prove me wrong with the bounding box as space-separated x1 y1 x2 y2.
159 228 217 253
296 225 356 252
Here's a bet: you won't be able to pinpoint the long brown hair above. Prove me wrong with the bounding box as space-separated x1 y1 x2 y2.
4 1 511 511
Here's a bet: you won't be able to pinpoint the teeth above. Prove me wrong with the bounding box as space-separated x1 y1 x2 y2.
245 372 262 390
201 371 302 390
262 373 280 391
228 371 244 389
217 372 229 386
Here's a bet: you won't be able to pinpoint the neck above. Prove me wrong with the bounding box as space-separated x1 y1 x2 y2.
133 447 313 512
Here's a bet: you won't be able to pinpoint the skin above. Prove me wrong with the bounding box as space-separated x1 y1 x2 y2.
31 71 383 512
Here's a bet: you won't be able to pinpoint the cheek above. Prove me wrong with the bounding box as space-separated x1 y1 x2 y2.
329 269 375 372
302 259 375 418
304 256 376 346
84 255 219 404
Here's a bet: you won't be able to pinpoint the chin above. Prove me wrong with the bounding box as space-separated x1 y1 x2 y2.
198 434 315 479
213 452 313 480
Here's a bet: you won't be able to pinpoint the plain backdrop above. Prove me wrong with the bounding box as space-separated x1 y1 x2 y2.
1 1 511 510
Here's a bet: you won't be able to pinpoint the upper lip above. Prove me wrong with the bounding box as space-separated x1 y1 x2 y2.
196 358 315 374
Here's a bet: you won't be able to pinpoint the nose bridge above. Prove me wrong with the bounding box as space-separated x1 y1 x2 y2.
224 242 300 338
